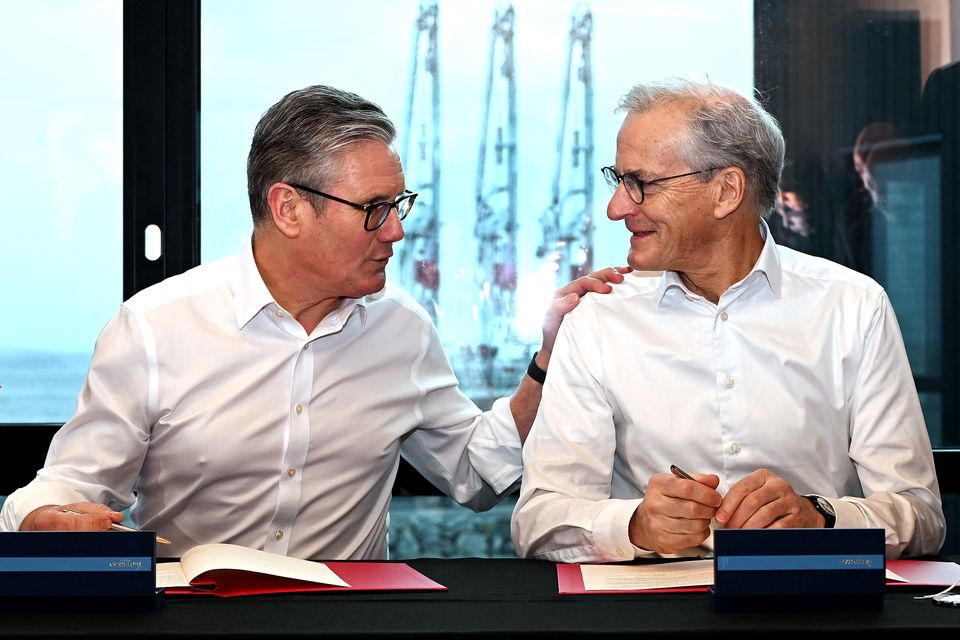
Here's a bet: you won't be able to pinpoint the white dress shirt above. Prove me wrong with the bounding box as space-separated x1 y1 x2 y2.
512 223 944 562
1 240 522 559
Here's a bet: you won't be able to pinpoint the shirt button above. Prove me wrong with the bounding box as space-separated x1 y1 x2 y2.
725 377 735 389
276 310 285 317
287 467 296 478
731 442 742 454
295 403 303 415
720 311 729 321
275 529 284 540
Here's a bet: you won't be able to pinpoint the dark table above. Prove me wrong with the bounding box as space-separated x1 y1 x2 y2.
1 558 959 638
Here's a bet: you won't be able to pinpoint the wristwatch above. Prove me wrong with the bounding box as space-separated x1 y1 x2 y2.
804 495 836 528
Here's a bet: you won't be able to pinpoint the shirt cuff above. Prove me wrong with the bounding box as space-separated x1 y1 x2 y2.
592 498 643 562
1 482 89 531
831 498 867 529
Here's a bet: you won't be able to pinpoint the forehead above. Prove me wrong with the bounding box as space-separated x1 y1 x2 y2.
615 107 691 173
331 140 404 197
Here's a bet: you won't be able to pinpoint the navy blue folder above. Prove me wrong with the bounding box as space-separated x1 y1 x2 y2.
0 531 161 611
711 528 886 612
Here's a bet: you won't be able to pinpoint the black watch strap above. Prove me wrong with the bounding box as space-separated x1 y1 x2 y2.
526 352 547 384
804 495 836 528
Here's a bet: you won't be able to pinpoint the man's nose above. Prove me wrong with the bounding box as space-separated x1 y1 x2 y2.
377 208 405 241
606 184 637 221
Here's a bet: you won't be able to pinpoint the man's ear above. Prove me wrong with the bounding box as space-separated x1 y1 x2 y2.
267 183 303 238
714 167 747 220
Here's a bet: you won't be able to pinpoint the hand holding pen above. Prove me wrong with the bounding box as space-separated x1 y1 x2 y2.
671 466 828 530
19 502 170 544
59 507 171 544
627 465 722 555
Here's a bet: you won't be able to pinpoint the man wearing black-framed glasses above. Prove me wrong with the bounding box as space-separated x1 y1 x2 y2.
288 182 417 232
513 78 944 563
4 85 626 561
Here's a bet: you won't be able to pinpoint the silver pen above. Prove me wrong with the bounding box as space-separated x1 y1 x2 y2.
670 465 712 560
59 507 171 544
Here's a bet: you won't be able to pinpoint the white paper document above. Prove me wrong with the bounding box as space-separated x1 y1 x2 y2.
578 560 921 591
155 542 349 589
580 560 714 591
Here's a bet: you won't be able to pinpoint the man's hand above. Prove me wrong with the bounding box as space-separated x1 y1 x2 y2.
538 266 631 366
628 471 721 554
716 468 823 529
20 502 125 532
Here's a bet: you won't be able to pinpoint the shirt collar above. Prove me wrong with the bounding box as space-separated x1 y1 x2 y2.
753 218 782 297
654 218 782 307
234 235 275 328
234 234 369 330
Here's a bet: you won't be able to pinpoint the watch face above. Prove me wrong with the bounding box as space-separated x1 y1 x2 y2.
816 497 836 517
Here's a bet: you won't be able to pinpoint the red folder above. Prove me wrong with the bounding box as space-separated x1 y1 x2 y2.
886 559 960 587
165 562 447 597
558 559 960 595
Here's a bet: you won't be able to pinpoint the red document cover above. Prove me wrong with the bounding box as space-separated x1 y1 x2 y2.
558 560 960 595
166 562 447 597
886 559 960 587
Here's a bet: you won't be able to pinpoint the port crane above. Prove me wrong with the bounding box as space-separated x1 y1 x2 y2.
473 4 519 388
398 0 442 322
538 5 595 285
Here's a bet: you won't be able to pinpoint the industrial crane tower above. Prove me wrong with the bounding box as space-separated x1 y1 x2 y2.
538 5 595 285
398 0 442 322
474 4 519 391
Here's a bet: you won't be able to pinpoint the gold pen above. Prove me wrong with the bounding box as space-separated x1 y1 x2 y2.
670 464 697 481
59 508 171 544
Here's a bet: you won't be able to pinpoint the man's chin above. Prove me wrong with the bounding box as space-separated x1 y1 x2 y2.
627 253 661 273
356 274 387 297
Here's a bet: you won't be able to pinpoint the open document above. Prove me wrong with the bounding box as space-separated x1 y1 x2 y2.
157 542 447 596
558 558 960 595
156 543 348 594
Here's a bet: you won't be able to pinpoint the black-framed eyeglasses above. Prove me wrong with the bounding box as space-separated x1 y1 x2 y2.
289 183 418 231
600 165 721 205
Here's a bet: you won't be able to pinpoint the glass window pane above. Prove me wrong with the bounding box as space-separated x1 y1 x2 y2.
201 0 753 557
756 0 956 447
0 1 123 423
200 0 753 397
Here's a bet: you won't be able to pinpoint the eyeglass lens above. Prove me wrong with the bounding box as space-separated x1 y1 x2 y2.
602 167 644 204
367 195 414 231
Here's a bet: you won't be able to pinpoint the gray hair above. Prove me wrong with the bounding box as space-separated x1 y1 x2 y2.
247 85 397 225
618 78 785 218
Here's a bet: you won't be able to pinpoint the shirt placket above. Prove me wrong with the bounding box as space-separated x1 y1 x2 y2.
714 279 764 484
264 339 314 555
713 300 743 480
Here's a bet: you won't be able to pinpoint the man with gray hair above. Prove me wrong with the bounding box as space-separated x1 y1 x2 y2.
2 85 624 560
511 78 944 562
